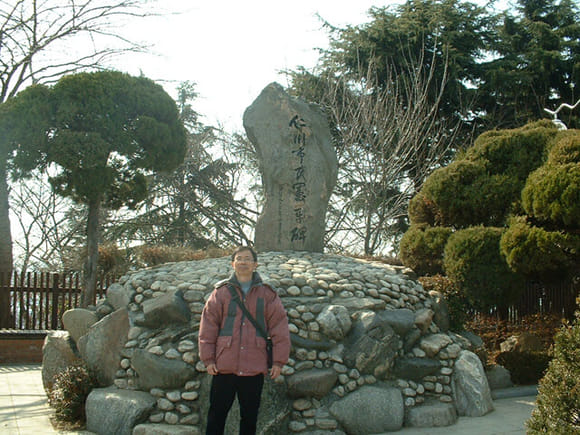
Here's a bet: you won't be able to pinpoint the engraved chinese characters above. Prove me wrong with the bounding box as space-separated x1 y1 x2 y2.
243 83 338 252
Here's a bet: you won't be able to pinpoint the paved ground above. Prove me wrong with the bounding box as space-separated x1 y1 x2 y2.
0 364 537 435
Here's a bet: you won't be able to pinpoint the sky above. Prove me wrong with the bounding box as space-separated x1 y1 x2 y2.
109 0 393 131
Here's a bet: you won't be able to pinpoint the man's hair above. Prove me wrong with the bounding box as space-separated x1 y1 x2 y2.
231 246 258 262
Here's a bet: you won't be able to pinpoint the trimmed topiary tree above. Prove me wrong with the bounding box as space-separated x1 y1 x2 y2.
443 226 524 314
399 224 452 276
400 120 579 319
501 129 580 281
526 301 580 433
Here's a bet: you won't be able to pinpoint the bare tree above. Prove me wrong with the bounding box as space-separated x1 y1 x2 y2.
0 0 158 275
321 52 461 255
10 171 84 273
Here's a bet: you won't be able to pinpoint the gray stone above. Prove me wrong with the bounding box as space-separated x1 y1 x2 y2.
62 308 98 343
344 311 400 377
393 357 442 381
77 308 129 386
316 305 352 340
428 290 451 332
41 330 82 392
404 327 423 352
458 330 483 349
414 308 435 332
419 333 453 358
499 332 544 353
378 308 416 336
133 424 201 435
139 290 190 328
286 368 338 398
107 282 133 311
86 387 155 435
339 297 386 311
243 83 338 252
452 350 494 417
486 364 513 390
131 348 196 390
329 386 404 434
405 402 457 427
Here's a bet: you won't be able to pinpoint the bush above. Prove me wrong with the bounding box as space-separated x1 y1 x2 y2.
527 304 580 434
495 350 551 385
522 163 580 227
465 120 554 181
48 364 98 424
501 217 578 278
400 225 452 276
443 226 525 313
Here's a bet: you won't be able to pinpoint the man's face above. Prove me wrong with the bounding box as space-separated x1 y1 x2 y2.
231 249 257 276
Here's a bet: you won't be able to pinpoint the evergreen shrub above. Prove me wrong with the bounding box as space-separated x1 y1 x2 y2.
48 364 98 424
399 225 452 276
527 302 580 434
495 350 551 385
443 226 524 312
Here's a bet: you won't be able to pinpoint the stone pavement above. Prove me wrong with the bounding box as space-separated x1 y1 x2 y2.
394 387 538 435
0 364 537 435
0 364 92 435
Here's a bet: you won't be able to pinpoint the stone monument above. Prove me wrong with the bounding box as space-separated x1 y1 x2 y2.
243 82 338 252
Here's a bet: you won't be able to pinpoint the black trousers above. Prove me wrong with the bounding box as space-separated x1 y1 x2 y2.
206 373 264 435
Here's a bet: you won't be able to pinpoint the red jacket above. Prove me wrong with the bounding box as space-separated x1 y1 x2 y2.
198 273 291 376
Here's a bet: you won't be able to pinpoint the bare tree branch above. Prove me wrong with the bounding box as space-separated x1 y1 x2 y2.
0 0 157 101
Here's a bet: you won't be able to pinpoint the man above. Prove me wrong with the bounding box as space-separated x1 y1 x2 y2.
199 246 291 435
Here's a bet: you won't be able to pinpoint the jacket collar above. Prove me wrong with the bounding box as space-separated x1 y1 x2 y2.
228 271 263 289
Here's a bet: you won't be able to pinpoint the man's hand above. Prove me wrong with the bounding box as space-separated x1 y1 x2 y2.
269 365 282 379
206 363 218 375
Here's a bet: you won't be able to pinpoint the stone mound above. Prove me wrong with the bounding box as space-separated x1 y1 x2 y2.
44 251 493 435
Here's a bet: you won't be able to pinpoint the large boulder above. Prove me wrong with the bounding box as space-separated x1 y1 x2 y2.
329 386 404 434
286 368 338 398
316 305 352 340
131 348 196 390
77 308 129 386
405 402 457 427
62 308 98 343
41 330 82 391
86 387 156 435
344 311 401 377
452 350 494 416
243 83 338 252
137 289 190 328
499 332 544 353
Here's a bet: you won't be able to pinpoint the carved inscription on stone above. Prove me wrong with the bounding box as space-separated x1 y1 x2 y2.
243 83 337 252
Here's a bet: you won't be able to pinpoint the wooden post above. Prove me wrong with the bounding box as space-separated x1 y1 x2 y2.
51 274 60 330
0 272 12 328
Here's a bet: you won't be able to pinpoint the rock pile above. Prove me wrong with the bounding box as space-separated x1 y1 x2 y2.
43 251 494 435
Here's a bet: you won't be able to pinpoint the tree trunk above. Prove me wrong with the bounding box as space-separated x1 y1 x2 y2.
0 160 14 327
0 159 13 275
82 197 101 307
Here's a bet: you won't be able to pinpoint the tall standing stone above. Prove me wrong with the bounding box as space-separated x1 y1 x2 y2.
243 83 338 252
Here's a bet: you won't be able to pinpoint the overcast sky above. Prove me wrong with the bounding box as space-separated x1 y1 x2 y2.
109 0 392 131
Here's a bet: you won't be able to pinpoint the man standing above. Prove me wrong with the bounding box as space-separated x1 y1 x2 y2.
199 246 291 435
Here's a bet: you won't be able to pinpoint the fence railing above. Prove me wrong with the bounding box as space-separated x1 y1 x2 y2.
0 271 116 330
468 279 578 323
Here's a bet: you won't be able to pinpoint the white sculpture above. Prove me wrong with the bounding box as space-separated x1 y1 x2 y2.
544 99 580 130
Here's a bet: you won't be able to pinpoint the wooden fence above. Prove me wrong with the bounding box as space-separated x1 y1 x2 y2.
468 280 578 323
0 271 116 330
